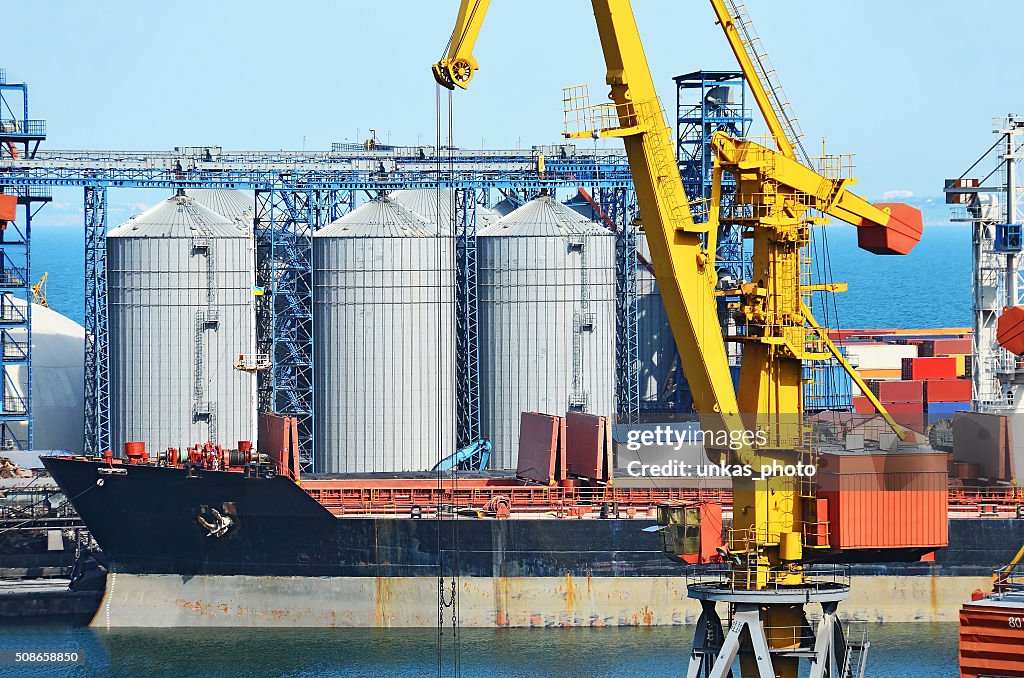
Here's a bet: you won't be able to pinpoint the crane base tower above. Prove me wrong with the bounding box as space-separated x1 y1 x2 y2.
685 576 868 678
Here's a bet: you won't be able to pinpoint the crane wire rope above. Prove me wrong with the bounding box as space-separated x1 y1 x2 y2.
434 82 462 678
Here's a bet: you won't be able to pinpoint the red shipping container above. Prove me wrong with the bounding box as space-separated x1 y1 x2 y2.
925 378 971 403
931 338 972 356
852 396 874 414
816 451 948 551
901 356 957 381
877 379 924 403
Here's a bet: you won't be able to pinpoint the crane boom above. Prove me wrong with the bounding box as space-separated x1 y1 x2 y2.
433 0 491 90
433 5 922 675
709 0 796 159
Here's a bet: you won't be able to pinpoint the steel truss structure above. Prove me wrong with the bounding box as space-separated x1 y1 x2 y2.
671 70 752 412
0 71 48 450
0 143 635 468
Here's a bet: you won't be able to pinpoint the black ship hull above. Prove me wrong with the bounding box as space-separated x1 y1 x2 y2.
44 457 1024 627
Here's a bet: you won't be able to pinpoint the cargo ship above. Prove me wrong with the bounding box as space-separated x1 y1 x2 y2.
959 547 1024 678
41 423 1024 629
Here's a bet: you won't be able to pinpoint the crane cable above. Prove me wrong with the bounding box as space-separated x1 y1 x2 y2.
434 81 462 678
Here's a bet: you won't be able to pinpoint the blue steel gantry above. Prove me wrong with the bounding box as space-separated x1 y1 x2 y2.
0 143 634 469
670 70 752 413
0 70 48 450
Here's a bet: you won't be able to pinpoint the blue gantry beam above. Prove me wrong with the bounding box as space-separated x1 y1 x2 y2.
0 141 635 466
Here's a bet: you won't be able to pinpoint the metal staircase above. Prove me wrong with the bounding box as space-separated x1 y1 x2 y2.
722 0 810 163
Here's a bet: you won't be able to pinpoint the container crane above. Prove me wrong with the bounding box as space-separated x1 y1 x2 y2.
435 2 922 676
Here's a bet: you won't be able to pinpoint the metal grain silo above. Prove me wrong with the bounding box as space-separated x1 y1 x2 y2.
187 189 256 230
312 196 455 473
391 188 500 232
106 192 256 455
478 196 616 469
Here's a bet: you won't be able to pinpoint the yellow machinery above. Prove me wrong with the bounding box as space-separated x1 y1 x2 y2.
435 2 922 676
30 271 48 308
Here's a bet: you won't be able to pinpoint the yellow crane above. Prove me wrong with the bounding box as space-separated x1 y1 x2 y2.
30 271 48 308
435 2 922 676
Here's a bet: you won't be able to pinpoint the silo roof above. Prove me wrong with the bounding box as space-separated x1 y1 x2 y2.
479 195 611 237
315 196 436 238
107 194 245 238
391 188 499 231
186 189 255 225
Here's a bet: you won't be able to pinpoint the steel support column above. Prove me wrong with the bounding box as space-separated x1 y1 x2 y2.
255 188 342 471
454 188 481 447
606 187 640 423
83 186 109 454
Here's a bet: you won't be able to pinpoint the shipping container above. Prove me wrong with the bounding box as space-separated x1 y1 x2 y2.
926 401 970 415
866 379 923 403
881 402 926 432
925 379 971 403
856 368 904 380
844 342 917 371
851 395 873 414
816 451 948 550
901 356 957 381
803 363 853 411
919 338 972 357
925 400 970 425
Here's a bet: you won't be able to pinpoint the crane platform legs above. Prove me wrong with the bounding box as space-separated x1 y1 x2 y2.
685 587 868 678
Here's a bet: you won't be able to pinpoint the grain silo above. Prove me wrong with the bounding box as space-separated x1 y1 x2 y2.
391 188 500 231
106 192 256 454
312 196 455 473
478 195 616 469
187 189 256 230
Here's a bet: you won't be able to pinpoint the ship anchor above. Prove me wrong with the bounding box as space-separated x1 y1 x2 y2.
196 506 233 538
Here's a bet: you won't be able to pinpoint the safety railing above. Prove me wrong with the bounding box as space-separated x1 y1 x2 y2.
0 119 46 136
2 338 28 361
0 267 27 287
685 563 851 594
1 395 27 415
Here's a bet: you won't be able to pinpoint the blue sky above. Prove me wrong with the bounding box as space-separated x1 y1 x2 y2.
5 1 1021 204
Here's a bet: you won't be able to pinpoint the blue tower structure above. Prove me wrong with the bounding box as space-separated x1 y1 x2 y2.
0 69 48 450
670 70 751 413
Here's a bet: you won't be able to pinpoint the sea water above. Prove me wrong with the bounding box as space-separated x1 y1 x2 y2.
0 622 959 678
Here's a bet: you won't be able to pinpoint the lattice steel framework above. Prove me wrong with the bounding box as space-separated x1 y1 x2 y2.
254 188 346 471
0 71 46 450
83 187 109 454
675 70 751 287
603 187 640 423
454 188 481 447
668 71 751 412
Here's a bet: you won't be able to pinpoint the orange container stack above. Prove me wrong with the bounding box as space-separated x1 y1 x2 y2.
816 451 948 551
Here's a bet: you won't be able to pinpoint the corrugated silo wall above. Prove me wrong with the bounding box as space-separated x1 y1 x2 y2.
107 234 256 455
478 232 616 470
312 235 456 473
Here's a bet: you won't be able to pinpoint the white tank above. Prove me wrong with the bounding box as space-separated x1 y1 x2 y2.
391 189 500 231
186 189 256 230
312 196 455 473
478 196 616 469
106 193 256 455
3 299 84 452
